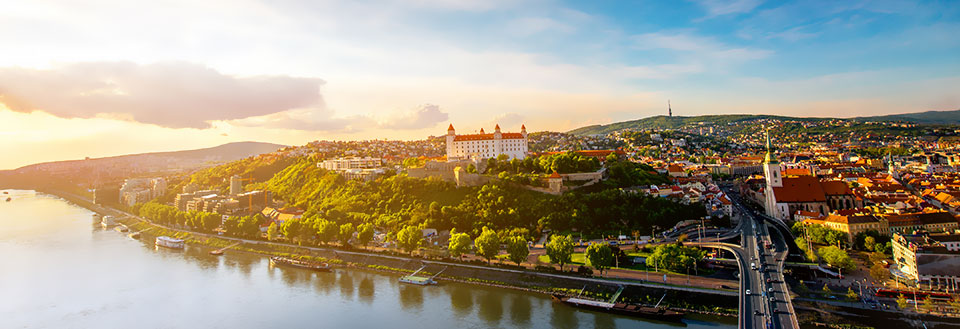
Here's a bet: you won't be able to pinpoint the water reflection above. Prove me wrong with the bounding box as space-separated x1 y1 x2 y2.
509 294 532 325
593 312 617 329
313 270 336 295
551 303 579 329
222 253 256 277
448 284 474 318
477 290 503 326
398 285 424 311
357 276 375 304
182 246 218 270
338 272 354 300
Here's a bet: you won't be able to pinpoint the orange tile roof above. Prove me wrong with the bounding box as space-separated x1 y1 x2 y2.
821 180 852 196
783 168 812 176
772 176 827 203
453 132 524 141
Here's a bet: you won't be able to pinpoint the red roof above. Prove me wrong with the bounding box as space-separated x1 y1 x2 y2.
821 180 852 196
783 168 811 176
772 176 827 203
448 124 454 130
548 171 562 179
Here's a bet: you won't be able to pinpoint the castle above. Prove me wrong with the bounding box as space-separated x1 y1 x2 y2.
445 124 528 162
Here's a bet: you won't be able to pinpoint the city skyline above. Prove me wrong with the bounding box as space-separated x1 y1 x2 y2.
1 0 958 169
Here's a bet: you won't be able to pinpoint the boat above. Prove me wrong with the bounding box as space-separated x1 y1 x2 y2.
399 265 446 285
155 236 185 249
93 213 103 223
114 226 129 233
100 215 116 228
209 249 224 256
551 287 684 323
269 256 330 271
128 232 141 239
5 197 10 202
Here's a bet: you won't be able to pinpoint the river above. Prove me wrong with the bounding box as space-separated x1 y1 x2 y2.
0 190 736 329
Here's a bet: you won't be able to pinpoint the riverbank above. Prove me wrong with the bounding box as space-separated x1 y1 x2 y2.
38 187 738 318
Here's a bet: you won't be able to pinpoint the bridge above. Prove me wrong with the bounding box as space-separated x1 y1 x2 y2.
686 187 800 329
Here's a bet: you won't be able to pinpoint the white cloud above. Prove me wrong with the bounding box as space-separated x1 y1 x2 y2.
378 104 450 130
0 61 325 129
691 0 764 17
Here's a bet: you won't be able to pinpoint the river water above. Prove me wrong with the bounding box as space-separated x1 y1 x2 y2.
0 190 736 329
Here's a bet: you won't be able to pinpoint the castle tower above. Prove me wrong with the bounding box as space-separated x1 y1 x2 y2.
521 124 527 138
446 124 456 162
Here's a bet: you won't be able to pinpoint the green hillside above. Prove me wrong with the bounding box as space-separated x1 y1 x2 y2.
567 109 960 136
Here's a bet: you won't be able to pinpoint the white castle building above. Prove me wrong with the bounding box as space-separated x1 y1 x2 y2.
445 124 528 162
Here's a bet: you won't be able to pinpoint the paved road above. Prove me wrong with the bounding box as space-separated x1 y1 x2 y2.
729 190 799 329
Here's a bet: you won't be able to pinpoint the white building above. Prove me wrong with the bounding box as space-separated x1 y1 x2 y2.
318 157 382 171
119 177 166 207
445 124 528 162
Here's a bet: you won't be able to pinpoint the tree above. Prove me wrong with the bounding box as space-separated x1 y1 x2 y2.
339 223 355 246
896 294 908 309
448 229 472 261
396 225 423 255
267 222 279 241
585 242 614 276
818 246 855 271
474 226 501 265
846 287 858 301
646 243 704 272
864 236 876 252
282 220 303 244
545 234 574 272
505 235 529 266
869 263 889 282
312 219 336 245
356 223 375 249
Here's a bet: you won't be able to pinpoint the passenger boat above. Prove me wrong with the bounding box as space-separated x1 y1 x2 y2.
551 288 684 323
269 256 330 271
100 215 116 228
155 236 185 249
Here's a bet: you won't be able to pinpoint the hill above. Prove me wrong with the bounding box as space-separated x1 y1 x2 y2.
854 109 960 125
567 109 960 136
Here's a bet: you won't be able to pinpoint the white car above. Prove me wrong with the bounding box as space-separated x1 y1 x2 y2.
746 289 751 295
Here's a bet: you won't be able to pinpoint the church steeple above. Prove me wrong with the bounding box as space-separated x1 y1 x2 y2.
764 128 779 164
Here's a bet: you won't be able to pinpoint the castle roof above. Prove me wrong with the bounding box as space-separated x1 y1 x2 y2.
453 133 524 141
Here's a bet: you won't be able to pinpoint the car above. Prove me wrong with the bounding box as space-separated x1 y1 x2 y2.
754 310 762 316
746 289 751 295
766 278 772 283
768 287 774 293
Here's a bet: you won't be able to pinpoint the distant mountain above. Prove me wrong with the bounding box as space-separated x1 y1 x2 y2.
12 141 287 172
567 109 960 136
853 109 960 125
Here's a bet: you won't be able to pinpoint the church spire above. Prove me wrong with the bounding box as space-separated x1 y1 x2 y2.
764 127 779 164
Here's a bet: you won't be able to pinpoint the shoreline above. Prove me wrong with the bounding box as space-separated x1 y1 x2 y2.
30 187 740 319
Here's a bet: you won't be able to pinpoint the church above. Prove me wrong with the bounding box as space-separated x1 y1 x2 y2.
763 130 856 221
445 124 528 162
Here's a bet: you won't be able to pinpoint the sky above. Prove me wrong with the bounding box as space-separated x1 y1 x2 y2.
0 0 958 169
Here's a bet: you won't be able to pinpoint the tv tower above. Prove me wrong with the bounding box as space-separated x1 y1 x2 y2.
668 100 672 117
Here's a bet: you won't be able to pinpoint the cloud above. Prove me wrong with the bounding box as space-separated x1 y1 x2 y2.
0 61 325 129
378 104 449 129
691 0 764 17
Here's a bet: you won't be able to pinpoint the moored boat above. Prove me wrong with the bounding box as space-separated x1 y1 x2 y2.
155 236 185 249
5 197 10 202
550 288 684 323
269 256 330 271
128 232 141 239
209 249 224 256
93 213 103 223
100 215 116 228
114 226 129 233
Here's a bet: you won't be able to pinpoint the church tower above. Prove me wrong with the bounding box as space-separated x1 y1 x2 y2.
763 127 782 218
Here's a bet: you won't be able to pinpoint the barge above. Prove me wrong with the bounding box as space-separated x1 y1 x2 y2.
269 256 331 271
551 287 684 323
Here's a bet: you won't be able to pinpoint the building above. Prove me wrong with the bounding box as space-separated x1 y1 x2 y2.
174 189 218 211
318 157 382 171
802 211 887 244
119 177 167 207
762 131 855 221
884 211 960 235
445 124 528 161
230 175 243 196
891 232 960 291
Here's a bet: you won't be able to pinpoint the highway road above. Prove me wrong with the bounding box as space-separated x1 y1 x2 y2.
728 189 799 329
